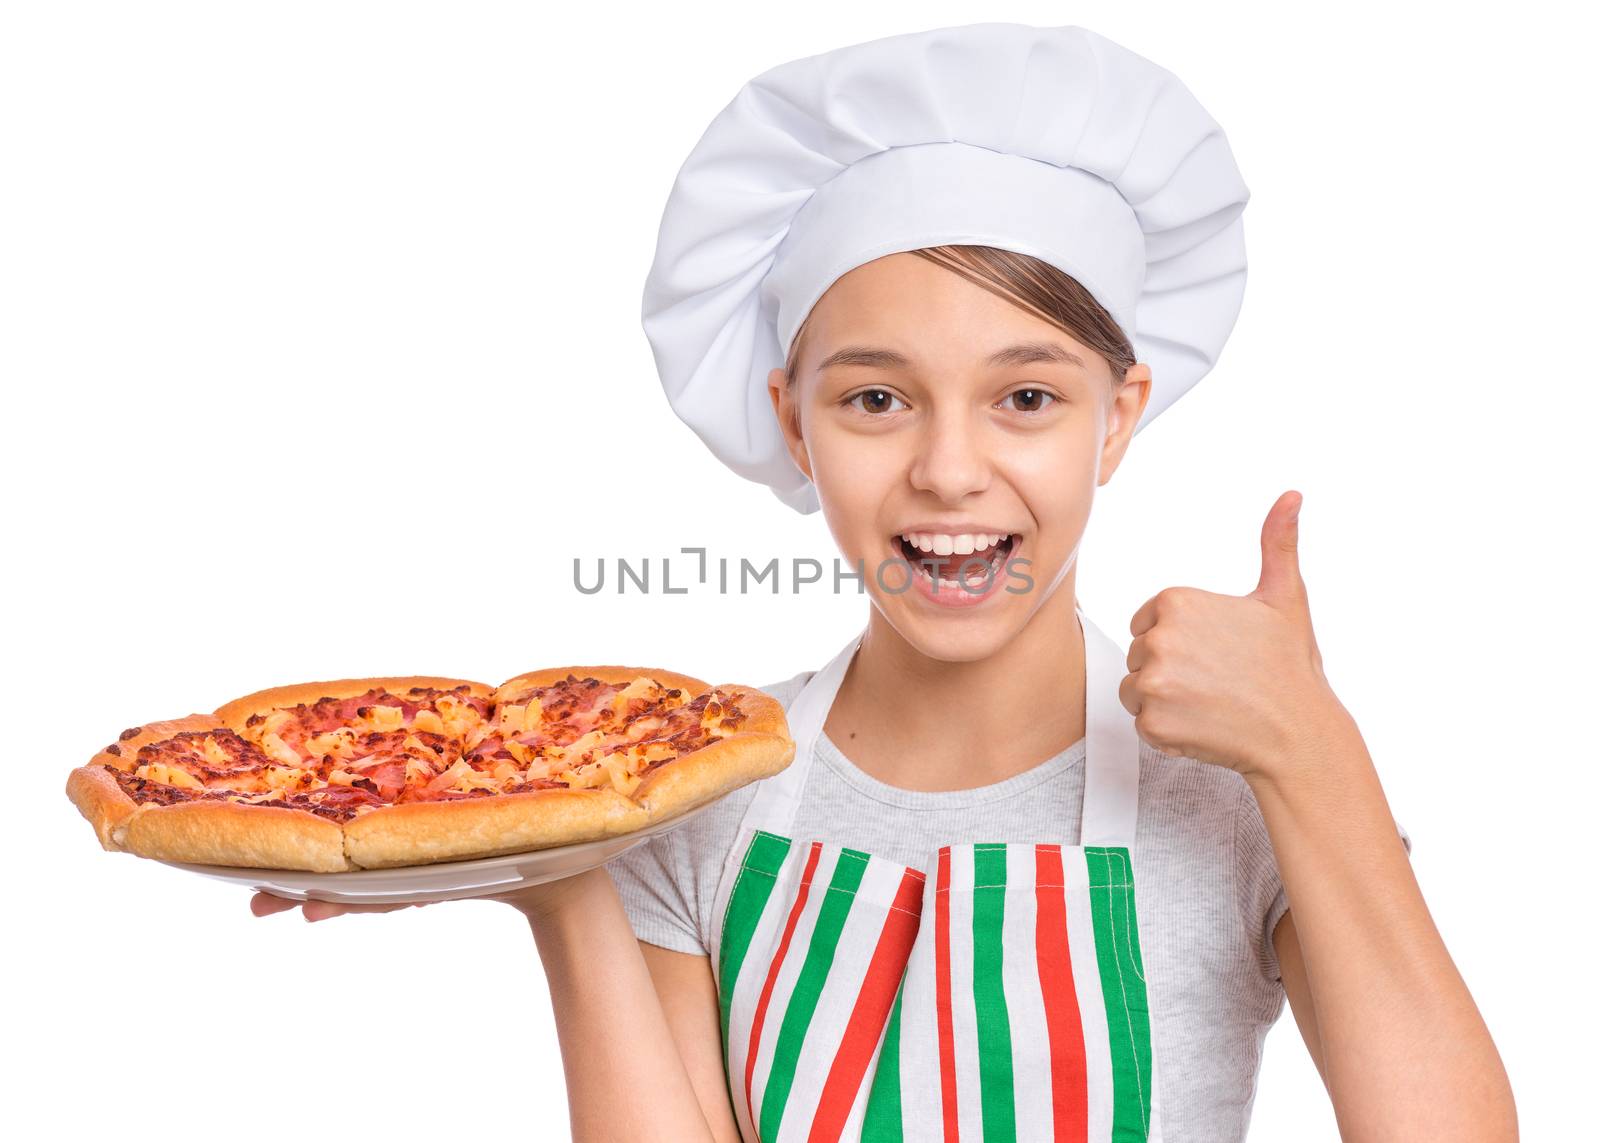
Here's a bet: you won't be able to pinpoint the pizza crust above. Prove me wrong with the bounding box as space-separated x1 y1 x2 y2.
343 787 652 869
66 714 230 850
632 730 795 821
493 664 712 701
65 764 141 852
213 675 493 729
120 800 352 872
709 685 791 738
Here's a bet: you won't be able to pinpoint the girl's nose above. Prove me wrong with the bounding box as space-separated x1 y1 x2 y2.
906 411 993 503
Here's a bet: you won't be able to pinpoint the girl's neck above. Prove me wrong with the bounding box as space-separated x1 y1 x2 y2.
820 583 1088 793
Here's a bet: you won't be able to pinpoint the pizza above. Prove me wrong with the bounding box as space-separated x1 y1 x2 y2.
67 668 793 873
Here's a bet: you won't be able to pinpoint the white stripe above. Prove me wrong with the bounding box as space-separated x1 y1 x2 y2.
948 844 985 1141
1004 843 1054 1142
1064 848 1114 1143
776 851 906 1143
898 861 944 1138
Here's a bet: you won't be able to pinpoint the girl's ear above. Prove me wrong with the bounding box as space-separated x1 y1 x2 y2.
768 366 812 479
1099 362 1153 486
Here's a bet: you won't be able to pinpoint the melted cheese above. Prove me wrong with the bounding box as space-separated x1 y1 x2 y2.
306 728 355 759
434 695 480 739
265 765 309 790
359 705 404 732
259 733 302 767
201 736 232 767
609 677 659 718
600 753 641 796
565 728 609 761
137 762 203 789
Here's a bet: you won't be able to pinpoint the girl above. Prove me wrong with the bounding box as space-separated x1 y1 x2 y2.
255 23 1515 1142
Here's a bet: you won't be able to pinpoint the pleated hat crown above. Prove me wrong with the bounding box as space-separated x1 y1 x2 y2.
641 22 1250 514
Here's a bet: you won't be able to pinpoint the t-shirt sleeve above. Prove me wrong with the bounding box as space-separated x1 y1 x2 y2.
605 826 706 955
1234 781 1414 984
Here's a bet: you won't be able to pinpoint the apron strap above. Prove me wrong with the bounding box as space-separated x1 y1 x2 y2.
739 626 863 836
1078 607 1140 848
737 604 1141 847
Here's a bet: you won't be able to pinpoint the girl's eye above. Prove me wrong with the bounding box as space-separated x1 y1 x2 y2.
999 388 1056 414
845 389 907 415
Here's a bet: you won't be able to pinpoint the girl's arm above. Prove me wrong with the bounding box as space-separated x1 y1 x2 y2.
638 943 747 1143
1252 709 1516 1141
1122 491 1516 1141
513 869 739 1143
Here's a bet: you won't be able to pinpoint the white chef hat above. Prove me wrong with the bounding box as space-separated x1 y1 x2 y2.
640 22 1250 514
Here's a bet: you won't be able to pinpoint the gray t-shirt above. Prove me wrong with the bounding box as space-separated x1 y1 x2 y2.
608 670 1409 1141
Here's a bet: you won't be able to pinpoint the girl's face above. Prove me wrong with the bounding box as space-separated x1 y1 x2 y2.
769 252 1151 663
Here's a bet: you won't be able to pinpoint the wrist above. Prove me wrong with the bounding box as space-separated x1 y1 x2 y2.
493 864 615 928
1242 688 1366 789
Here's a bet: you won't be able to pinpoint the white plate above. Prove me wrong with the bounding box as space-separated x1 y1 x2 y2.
157 800 718 905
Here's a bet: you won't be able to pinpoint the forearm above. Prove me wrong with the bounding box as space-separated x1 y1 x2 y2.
1247 705 1515 1142
517 869 714 1143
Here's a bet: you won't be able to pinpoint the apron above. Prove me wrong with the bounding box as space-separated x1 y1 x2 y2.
708 605 1162 1142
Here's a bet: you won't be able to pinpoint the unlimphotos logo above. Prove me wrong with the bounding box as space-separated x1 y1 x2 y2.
572 548 1034 595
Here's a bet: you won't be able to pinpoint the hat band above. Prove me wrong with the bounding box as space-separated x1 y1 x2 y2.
760 141 1146 358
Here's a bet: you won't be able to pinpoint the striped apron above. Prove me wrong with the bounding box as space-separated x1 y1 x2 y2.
709 606 1161 1142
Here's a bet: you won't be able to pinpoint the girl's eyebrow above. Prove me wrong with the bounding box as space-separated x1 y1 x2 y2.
816 341 1087 372
986 341 1088 370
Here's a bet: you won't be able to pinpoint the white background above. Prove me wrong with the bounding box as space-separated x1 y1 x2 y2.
5 2 1594 1139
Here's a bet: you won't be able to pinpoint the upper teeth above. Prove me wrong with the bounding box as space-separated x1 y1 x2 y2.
899 533 1010 555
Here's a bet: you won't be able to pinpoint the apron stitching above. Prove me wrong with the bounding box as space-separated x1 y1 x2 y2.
1107 850 1146 985
1101 848 1152 1133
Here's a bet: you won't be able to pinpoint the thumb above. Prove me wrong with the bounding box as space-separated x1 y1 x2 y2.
1252 491 1307 608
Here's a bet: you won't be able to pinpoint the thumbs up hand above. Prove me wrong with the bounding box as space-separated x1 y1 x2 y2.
1118 491 1348 779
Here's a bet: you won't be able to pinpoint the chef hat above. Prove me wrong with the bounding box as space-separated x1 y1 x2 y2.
640 22 1250 514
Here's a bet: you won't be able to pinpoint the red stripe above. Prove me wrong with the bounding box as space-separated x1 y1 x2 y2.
935 846 959 1142
745 841 824 1127
808 867 926 1142
1035 844 1088 1142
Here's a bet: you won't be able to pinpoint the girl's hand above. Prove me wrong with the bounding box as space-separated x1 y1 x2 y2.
1118 490 1349 780
248 864 615 923
249 892 436 922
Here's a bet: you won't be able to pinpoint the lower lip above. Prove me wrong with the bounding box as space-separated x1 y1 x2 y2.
896 537 1019 609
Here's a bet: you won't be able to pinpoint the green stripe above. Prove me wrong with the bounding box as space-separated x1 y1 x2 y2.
972 843 1016 1142
1086 846 1153 1141
860 976 905 1142
717 832 793 1115
759 846 870 1142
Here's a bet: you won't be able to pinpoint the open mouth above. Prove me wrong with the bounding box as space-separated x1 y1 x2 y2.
895 531 1018 592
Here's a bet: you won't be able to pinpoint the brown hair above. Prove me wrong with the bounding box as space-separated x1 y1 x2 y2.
783 244 1136 387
